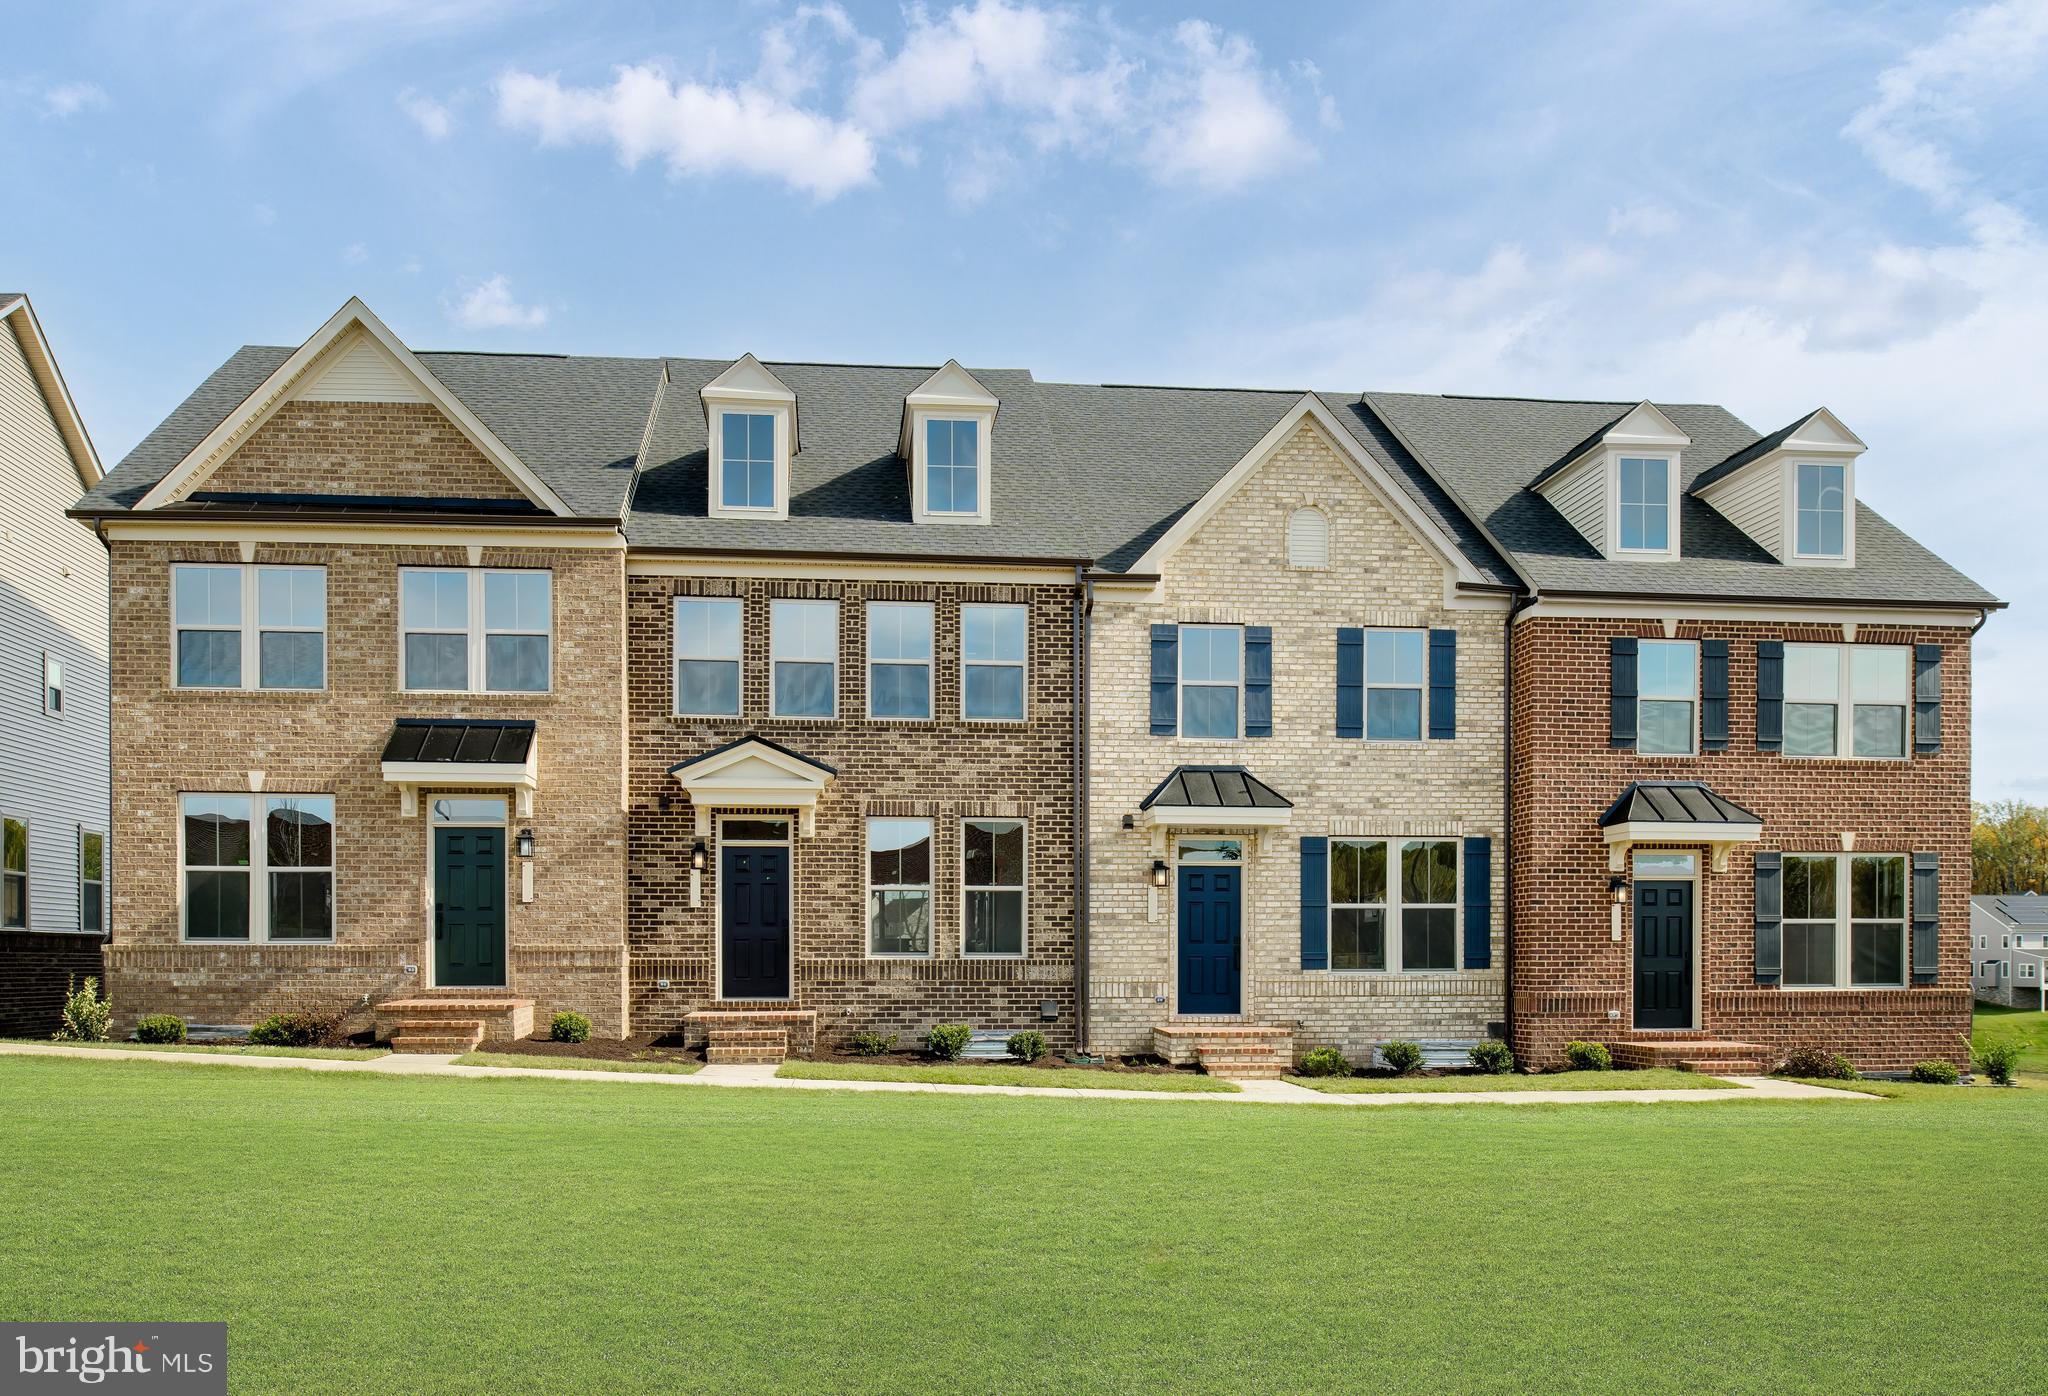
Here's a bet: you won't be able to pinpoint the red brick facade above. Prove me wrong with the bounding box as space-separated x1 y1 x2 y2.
1508 615 1974 1071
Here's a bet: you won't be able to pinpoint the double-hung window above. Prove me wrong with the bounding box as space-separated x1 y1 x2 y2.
962 818 1025 956
720 411 777 511
867 602 933 720
181 794 334 942
400 568 551 693
173 564 326 689
43 654 63 714
1179 625 1241 739
1782 853 1906 988
1796 463 1846 558
868 817 933 956
962 604 1026 721
1329 837 1458 972
771 600 837 717
1784 644 1908 758
1636 640 1697 755
925 418 981 515
79 830 103 934
1365 629 1425 741
674 597 742 716
3 817 26 928
1619 457 1671 552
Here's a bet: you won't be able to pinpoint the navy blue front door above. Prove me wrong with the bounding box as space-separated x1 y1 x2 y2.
721 845 790 1000
1177 865 1241 1014
1633 880 1693 1029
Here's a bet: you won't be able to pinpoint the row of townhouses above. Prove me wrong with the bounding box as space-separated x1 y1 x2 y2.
46 297 1999 1071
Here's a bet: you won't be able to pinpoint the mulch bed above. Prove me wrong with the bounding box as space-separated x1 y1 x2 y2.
800 1048 1203 1076
472 1033 703 1065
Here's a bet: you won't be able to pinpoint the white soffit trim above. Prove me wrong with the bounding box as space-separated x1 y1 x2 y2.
1515 597 1985 627
1129 394 1487 586
1603 818 1760 872
1604 400 1692 450
2 294 103 485
133 297 573 516
380 750 540 819
627 554 1071 584
1695 408 1865 502
1144 806 1294 831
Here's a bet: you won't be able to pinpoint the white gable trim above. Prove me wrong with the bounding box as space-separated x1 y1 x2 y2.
1 295 103 485
1127 394 1487 586
133 297 572 516
1603 400 1691 450
293 329 428 403
669 737 837 838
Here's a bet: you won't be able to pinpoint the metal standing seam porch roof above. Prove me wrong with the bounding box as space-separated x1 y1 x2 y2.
1139 767 1294 830
380 719 536 765
1598 781 1764 872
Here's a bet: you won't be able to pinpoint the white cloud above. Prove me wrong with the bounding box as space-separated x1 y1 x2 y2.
449 275 548 330
1142 21 1310 190
398 88 455 140
494 63 876 200
39 80 107 118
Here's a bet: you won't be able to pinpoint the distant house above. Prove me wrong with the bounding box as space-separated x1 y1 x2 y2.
1972 893 2048 1009
0 293 107 1034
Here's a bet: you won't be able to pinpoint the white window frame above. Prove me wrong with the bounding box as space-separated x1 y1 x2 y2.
770 599 839 719
865 601 935 722
1636 639 1698 756
171 563 329 692
909 409 994 525
960 603 1027 723
78 828 103 934
1328 836 1461 974
866 816 934 958
399 567 552 695
960 817 1027 958
1364 628 1427 744
2023 962 2039 982
1783 644 1909 761
3 814 27 929
673 596 744 718
1616 455 1674 555
711 407 787 516
43 652 63 715
178 793 337 944
1177 623 1243 741
1793 460 1848 560
1779 852 1908 990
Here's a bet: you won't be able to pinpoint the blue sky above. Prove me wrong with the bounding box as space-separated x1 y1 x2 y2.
6 0 2045 796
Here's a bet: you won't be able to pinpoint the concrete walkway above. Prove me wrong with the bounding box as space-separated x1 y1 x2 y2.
0 1041 1871 1107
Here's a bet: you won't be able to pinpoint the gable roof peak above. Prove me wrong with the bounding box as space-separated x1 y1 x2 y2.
906 359 999 410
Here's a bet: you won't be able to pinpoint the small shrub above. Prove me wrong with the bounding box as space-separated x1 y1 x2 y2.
1468 1039 1515 1075
1006 1030 1048 1063
924 1023 974 1061
135 1014 187 1045
1828 1053 1860 1081
1378 1040 1424 1074
1976 1038 2023 1086
849 1030 898 1057
1778 1043 1856 1080
1909 1058 1960 1085
52 976 112 1043
1297 1046 1352 1077
549 1010 593 1044
1563 1040 1613 1072
248 1012 324 1048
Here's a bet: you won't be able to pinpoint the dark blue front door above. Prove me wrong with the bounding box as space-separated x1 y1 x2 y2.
1633 880 1693 1029
1177 865 1241 1014
721 845 790 1000
434 827 505 987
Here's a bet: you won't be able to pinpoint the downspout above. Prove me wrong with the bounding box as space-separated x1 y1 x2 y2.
1073 565 1095 1052
1501 587 1540 1050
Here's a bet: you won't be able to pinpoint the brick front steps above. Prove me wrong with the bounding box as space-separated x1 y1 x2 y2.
374 995 534 1054
1610 1036 1773 1076
1153 1023 1294 1080
685 1008 818 1065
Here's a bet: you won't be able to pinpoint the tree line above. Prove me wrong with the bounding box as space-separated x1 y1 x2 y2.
1974 800 2048 895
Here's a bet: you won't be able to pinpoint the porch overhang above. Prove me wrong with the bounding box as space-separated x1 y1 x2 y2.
1599 781 1762 873
668 735 837 837
1138 765 1293 845
379 719 538 817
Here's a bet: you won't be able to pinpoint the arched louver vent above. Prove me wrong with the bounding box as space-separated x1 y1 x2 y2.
1287 507 1329 569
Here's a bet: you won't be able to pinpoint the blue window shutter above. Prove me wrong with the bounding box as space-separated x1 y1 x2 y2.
1756 642 1784 751
1912 852 1940 983
1462 836 1491 969
1149 624 1177 736
1754 851 1782 984
1335 628 1364 739
1428 629 1457 740
1244 626 1273 738
1609 637 1638 748
1914 645 1942 754
1299 836 1329 971
1701 639 1730 750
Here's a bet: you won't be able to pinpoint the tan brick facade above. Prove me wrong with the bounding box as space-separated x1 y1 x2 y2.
1508 615 1975 1071
1086 420 1508 1061
180 402 527 503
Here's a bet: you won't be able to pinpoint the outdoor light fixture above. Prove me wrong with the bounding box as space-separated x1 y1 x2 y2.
1121 813 1136 830
515 828 536 905
691 840 708 873
516 828 536 859
1151 859 1170 888
1608 874 1629 906
688 839 708 908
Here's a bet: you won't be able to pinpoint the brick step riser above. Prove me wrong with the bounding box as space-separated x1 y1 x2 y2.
706 1049 785 1065
392 1036 481 1054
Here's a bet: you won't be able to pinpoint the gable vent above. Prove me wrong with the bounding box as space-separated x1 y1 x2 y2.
293 335 427 404
1287 507 1330 569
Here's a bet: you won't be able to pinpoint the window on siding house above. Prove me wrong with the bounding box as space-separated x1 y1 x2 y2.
3 817 26 928
1330 839 1388 972
771 599 838 718
1178 625 1241 739
181 794 334 942
2024 963 2039 982
79 830 103 934
1636 639 1697 755
1365 629 1425 741
925 418 981 515
868 818 932 955
1796 462 1846 557
401 568 550 693
674 597 743 717
962 818 1025 956
1784 644 1908 759
43 654 63 714
962 604 1026 721
867 602 933 720
720 411 778 511
1618 456 1671 551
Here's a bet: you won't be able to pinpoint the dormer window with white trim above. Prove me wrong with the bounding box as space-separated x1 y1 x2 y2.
1795 461 1846 558
701 353 796 522
902 360 997 526
1531 401 1689 562
1617 456 1671 553
1692 407 1864 568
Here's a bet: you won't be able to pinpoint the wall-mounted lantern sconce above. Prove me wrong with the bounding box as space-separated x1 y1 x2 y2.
1146 857 1170 923
1121 813 1136 831
1608 874 1629 906
659 791 672 813
515 828 536 903
691 840 708 873
1152 859 1170 888
516 828 536 860
689 838 708 908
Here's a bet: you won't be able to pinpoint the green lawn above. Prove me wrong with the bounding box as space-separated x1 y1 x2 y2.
3 1038 386 1061
1972 1003 2048 1075
779 1059 1237 1092
4 1056 2046 1394
1286 1067 1736 1094
455 1051 701 1076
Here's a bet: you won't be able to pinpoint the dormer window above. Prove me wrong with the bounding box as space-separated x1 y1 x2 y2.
1531 402 1689 562
701 354 796 522
1795 462 1846 558
1618 457 1671 552
903 360 997 526
1692 408 1863 568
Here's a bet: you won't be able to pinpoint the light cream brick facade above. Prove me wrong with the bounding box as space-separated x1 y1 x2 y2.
1086 419 1508 1060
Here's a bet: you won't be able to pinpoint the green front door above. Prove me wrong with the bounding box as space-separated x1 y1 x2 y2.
435 826 506 987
